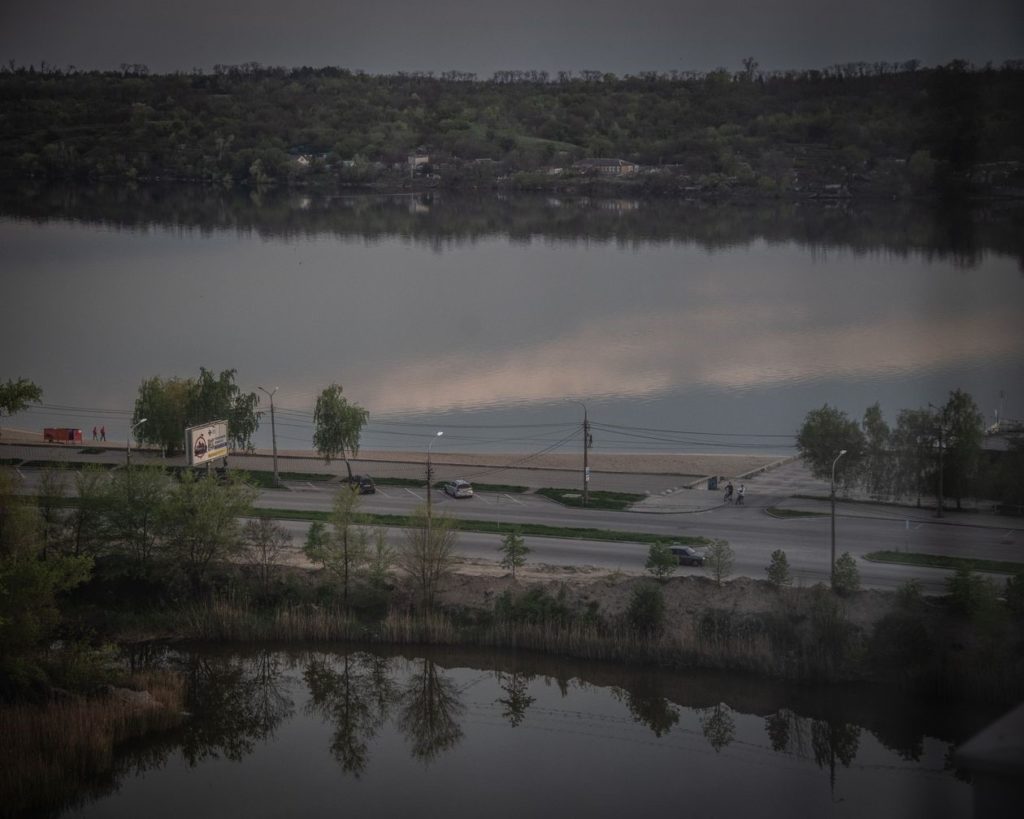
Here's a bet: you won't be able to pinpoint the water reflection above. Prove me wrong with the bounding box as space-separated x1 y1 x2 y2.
53 646 996 819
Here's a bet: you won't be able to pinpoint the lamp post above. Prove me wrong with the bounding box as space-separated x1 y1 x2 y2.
569 400 590 506
830 449 847 585
127 418 147 468
258 386 279 487
426 431 443 522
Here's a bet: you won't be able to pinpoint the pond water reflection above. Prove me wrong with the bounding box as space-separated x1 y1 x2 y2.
54 646 994 819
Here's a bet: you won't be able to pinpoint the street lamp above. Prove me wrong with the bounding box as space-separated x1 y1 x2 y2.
127 418 147 468
569 400 590 506
426 431 443 522
258 386 279 487
830 449 848 585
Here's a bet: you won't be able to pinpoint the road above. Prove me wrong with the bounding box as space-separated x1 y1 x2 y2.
9 459 1018 595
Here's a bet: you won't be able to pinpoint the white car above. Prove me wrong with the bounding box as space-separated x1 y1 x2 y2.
444 479 474 498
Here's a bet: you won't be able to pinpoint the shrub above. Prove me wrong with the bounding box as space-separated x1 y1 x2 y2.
946 567 998 616
895 579 924 610
626 584 666 637
1005 572 1024 616
704 539 734 587
831 552 860 596
645 542 677 580
494 587 571 624
766 549 792 588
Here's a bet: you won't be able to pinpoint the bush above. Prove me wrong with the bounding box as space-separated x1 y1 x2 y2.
832 552 860 596
869 611 934 671
1005 572 1024 616
494 586 571 624
626 584 665 637
645 542 677 580
704 539 734 587
946 567 998 616
766 549 792 588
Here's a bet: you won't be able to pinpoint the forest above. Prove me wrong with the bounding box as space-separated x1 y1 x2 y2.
1 59 1022 198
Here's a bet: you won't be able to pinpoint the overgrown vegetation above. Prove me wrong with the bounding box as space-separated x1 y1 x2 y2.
536 487 646 510
864 551 1024 575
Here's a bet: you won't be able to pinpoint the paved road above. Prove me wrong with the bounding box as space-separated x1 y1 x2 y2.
7 445 1019 594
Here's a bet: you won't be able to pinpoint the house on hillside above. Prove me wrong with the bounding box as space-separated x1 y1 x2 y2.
573 158 639 176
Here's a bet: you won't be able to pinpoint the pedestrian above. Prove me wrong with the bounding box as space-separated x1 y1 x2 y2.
737 484 745 505
92 426 98 441
100 425 106 441
724 481 734 503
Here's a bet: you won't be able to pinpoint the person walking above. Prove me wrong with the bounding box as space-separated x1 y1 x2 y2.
92 426 98 441
100 425 106 442
723 481 734 503
737 484 745 505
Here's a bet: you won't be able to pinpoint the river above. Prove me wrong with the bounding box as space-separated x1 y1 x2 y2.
54 645 996 819
2 185 1022 456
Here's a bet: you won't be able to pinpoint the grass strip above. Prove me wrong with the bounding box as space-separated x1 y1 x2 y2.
864 550 1024 576
536 487 646 511
253 506 709 546
766 506 828 518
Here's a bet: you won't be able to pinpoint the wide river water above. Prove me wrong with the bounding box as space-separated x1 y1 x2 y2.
55 645 998 819
2 186 1022 456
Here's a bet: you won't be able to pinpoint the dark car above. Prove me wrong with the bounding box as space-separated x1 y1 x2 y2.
670 545 705 566
343 474 376 494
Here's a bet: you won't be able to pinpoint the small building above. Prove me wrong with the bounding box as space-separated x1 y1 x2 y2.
573 158 639 176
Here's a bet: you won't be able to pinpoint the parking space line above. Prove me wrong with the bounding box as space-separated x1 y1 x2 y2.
405 488 424 500
501 493 523 505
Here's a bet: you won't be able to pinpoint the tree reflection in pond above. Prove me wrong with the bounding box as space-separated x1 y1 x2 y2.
612 678 681 738
398 658 465 763
700 702 737 753
495 670 536 728
304 652 397 778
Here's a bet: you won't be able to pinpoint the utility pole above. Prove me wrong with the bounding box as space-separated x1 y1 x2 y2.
830 449 847 586
258 386 279 487
570 400 590 506
127 418 147 468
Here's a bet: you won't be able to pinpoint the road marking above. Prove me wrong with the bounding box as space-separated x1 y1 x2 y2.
376 489 391 498
405 488 423 500
501 493 523 505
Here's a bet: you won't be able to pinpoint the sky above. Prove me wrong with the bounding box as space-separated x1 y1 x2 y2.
1 0 1021 76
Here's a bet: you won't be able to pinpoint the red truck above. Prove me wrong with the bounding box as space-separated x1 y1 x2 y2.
43 428 83 443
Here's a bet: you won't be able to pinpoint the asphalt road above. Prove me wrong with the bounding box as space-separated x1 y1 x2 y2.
9 459 1018 594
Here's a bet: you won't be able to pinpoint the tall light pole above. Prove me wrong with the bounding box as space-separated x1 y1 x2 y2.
426 431 443 523
830 449 847 585
258 386 279 487
570 400 590 506
127 418 147 468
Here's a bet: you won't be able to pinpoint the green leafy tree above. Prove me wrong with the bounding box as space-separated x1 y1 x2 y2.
892 408 936 505
313 383 369 479
188 367 262 452
766 549 792 588
68 465 108 557
498 529 530 579
158 470 256 596
0 469 92 690
832 552 861 596
366 529 396 594
938 389 983 510
703 539 734 587
645 542 678 580
102 465 169 571
132 375 193 454
398 507 458 610
796 404 865 488
37 464 68 559
0 377 43 439
303 486 369 609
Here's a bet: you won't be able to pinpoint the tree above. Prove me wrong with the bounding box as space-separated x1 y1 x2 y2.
703 539 734 587
158 470 256 596
398 507 458 610
313 383 369 478
861 402 891 498
303 486 369 609
796 405 865 488
832 552 860 596
0 377 42 439
133 369 261 454
102 465 169 571
645 542 678 580
938 389 983 510
892 408 936 505
498 529 529 579
68 465 108 557
242 518 292 594
766 549 792 588
37 464 68 559
366 529 396 594
189 368 262 452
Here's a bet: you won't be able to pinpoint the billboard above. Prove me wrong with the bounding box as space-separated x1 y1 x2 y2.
185 420 229 466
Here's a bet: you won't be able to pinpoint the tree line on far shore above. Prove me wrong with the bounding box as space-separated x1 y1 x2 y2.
2 59 1022 198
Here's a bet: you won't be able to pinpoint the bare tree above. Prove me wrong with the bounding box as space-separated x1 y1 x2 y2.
242 518 292 594
398 507 458 610
703 539 734 587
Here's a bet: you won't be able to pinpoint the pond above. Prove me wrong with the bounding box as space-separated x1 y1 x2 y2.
2 186 1022 454
54 645 995 819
